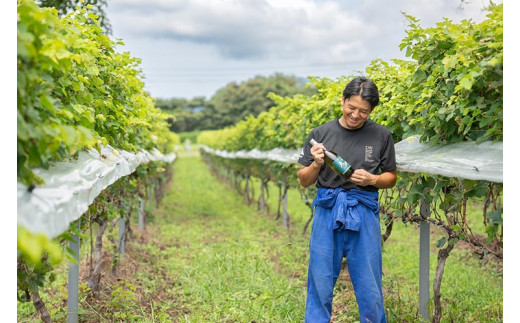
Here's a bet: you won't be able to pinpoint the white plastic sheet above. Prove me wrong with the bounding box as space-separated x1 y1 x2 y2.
200 145 301 163
395 135 502 183
200 136 503 183
17 145 176 238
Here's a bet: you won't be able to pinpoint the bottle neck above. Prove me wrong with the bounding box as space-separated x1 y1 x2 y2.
324 150 336 160
310 139 337 160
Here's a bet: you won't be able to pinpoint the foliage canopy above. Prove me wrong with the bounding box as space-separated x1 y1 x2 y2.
17 0 179 186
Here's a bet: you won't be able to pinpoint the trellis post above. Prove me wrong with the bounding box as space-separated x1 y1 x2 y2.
419 197 431 321
67 219 81 323
138 197 145 230
245 176 250 204
259 178 266 211
118 217 126 258
148 185 153 208
282 181 289 228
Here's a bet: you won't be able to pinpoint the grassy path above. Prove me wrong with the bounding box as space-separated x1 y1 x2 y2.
149 154 309 322
150 152 502 322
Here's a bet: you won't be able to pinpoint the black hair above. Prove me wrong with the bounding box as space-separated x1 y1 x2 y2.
342 76 380 110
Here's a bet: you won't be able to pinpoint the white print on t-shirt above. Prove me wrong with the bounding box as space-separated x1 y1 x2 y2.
365 146 374 162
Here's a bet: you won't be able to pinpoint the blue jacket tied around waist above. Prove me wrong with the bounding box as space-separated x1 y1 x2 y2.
312 187 379 231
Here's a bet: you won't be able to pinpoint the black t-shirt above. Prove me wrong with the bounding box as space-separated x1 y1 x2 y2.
298 119 396 192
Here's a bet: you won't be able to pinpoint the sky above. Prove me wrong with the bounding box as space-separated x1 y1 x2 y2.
106 0 502 100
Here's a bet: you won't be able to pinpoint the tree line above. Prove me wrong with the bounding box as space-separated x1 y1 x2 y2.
155 73 317 133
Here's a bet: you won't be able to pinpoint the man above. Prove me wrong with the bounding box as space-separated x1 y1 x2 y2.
297 76 397 323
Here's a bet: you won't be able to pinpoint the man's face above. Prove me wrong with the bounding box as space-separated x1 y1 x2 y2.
340 95 372 130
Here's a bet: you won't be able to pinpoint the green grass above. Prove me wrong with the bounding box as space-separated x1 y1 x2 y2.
381 221 502 322
197 152 502 322
17 150 502 322
159 154 502 322
155 153 308 322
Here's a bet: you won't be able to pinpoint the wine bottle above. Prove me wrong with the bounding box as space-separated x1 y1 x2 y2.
310 138 354 180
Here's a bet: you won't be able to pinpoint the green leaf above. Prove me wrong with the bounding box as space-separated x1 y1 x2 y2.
442 55 458 69
39 94 56 114
448 237 459 246
412 69 427 84
17 110 29 141
57 108 74 121
436 236 446 248
487 209 503 225
458 74 474 91
488 57 501 67
17 228 44 264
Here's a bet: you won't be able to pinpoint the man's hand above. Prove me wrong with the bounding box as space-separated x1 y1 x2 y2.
349 169 397 189
310 143 326 166
349 169 377 186
298 142 326 188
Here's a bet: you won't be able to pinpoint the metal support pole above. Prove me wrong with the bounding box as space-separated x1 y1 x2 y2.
67 219 81 323
148 185 153 209
245 176 250 202
156 178 161 203
118 217 126 258
259 179 266 211
139 197 145 231
282 182 289 228
419 197 431 322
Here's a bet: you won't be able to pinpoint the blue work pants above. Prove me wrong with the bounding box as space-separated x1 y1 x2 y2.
304 188 386 323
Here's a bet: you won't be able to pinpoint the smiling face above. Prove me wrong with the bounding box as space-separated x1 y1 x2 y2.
340 95 373 130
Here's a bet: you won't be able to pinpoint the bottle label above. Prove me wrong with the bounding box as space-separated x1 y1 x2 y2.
332 157 351 174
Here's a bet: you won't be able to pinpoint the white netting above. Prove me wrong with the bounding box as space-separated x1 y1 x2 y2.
200 146 300 163
17 145 176 238
394 135 502 183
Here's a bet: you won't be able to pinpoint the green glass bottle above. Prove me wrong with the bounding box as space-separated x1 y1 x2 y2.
310 138 354 180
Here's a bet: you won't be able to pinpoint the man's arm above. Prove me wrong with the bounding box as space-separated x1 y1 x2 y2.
297 142 326 188
349 169 397 189
297 163 321 188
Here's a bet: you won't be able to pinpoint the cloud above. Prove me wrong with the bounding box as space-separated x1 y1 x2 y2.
108 0 376 63
106 0 502 99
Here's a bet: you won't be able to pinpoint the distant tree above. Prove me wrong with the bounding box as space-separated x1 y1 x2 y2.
210 73 316 128
36 0 112 34
155 97 212 133
155 98 188 111
186 96 207 111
